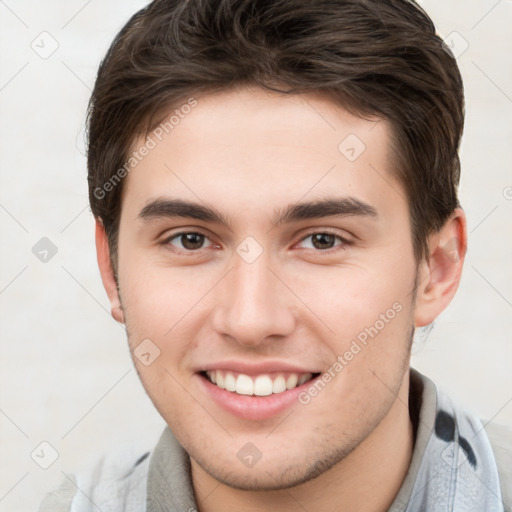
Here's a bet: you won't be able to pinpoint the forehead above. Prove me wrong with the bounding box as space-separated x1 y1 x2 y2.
121 86 404 225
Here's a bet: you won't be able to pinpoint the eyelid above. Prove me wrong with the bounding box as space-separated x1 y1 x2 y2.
160 225 215 243
161 229 218 253
295 229 353 251
159 228 353 254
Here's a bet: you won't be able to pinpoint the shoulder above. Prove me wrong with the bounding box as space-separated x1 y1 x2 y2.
484 421 512 512
38 444 152 512
37 474 77 512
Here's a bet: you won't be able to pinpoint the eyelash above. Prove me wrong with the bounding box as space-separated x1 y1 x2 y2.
161 230 352 254
162 231 217 254
298 230 352 252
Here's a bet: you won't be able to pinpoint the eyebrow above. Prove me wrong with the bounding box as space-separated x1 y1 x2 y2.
138 199 231 225
273 197 377 225
138 197 378 226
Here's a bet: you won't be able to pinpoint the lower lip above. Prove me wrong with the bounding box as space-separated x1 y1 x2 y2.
196 373 320 421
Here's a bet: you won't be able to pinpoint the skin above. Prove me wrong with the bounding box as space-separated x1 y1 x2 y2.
96 85 467 512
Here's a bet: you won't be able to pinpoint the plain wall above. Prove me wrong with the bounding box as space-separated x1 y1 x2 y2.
0 1 511 510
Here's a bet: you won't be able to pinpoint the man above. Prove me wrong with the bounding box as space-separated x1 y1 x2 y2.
40 0 511 510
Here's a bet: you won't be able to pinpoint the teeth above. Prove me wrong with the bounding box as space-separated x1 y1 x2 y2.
236 374 253 395
272 375 287 394
254 375 273 396
206 370 314 396
297 374 310 386
224 372 236 392
286 374 298 390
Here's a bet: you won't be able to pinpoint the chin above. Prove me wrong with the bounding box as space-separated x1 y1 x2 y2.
191 438 359 492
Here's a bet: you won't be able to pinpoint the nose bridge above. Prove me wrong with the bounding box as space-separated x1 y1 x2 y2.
213 250 295 345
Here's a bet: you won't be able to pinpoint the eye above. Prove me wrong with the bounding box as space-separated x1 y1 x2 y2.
297 232 349 251
165 232 214 251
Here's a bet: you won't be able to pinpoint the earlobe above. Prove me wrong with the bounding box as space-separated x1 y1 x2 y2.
414 208 467 327
95 218 125 324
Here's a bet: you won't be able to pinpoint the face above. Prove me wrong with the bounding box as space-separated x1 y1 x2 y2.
112 86 421 489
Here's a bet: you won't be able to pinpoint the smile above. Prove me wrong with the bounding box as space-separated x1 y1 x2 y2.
203 370 320 396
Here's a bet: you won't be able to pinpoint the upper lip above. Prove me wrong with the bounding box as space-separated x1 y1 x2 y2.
198 360 321 376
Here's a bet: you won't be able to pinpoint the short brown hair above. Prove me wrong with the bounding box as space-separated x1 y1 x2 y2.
87 0 464 274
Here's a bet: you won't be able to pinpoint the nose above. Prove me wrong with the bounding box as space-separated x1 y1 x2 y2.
211 252 296 347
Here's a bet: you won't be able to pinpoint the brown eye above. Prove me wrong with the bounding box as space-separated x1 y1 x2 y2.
181 233 205 250
311 233 336 250
167 232 212 251
298 232 348 251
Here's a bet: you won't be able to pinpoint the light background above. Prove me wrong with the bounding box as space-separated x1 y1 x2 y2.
0 1 511 511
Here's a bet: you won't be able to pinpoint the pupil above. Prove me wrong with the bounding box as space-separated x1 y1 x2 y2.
182 233 204 250
312 233 334 250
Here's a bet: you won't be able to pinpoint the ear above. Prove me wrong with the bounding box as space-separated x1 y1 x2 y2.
414 208 467 327
95 218 125 324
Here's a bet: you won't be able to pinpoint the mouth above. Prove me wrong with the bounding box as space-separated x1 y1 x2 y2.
196 361 323 420
200 370 321 396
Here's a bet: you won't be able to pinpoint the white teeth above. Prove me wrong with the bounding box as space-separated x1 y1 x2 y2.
206 371 315 396
298 373 312 386
254 375 273 396
272 375 287 394
286 374 298 390
224 372 236 392
235 374 254 395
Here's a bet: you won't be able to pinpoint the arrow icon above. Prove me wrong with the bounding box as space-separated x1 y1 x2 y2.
134 339 160 366
32 237 58 263
442 32 468 58
31 441 59 469
236 237 263 263
339 134 365 162
237 441 262 467
30 31 59 60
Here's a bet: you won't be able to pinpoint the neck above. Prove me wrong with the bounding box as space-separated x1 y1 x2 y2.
192 370 414 512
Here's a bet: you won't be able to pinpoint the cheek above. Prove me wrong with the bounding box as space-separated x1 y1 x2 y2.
118 253 214 340
281 257 415 338
296 300 414 434
283 259 416 402
118 258 213 401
